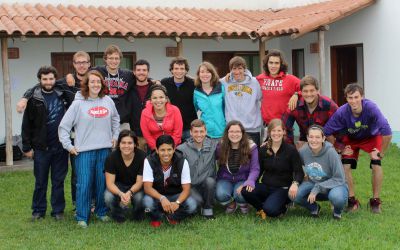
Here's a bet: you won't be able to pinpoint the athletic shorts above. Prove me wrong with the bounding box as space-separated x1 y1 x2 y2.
341 135 382 160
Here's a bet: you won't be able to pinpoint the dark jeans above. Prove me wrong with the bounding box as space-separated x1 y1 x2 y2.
32 146 68 216
242 183 290 217
190 177 216 216
104 182 144 221
143 193 197 221
246 132 260 147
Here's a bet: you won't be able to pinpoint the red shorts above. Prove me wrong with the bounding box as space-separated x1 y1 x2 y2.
341 135 382 160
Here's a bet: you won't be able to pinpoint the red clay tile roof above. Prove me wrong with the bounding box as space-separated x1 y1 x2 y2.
0 0 375 38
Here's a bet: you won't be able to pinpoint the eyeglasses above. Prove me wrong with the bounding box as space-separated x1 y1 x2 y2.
73 61 89 65
107 57 120 61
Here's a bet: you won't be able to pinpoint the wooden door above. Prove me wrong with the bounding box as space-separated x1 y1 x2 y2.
51 53 75 78
331 46 359 106
202 52 234 78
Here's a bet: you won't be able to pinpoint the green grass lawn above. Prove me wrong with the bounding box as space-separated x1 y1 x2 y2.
1 145 399 250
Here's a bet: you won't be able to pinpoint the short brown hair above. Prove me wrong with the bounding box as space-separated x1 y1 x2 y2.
37 66 57 80
80 70 107 99
194 62 220 88
262 49 288 75
169 56 189 72
190 119 206 130
300 75 319 91
229 56 247 71
344 83 364 97
103 44 123 61
73 51 90 62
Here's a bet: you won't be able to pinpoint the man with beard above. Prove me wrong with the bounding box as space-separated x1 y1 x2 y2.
17 51 91 208
22 66 74 221
127 59 156 152
161 57 197 143
282 75 338 149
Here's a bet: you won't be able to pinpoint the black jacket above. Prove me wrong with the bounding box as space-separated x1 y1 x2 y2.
146 150 185 195
126 79 155 136
161 77 197 131
21 85 74 152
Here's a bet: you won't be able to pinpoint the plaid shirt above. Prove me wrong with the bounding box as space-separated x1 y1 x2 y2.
282 95 338 144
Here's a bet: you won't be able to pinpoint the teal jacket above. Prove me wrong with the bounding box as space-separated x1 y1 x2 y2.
193 83 226 138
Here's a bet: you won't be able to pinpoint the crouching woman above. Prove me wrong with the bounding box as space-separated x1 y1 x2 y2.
143 135 197 227
104 130 146 222
294 125 348 219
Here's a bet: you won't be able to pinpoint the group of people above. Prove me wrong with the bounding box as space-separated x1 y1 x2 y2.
19 45 392 228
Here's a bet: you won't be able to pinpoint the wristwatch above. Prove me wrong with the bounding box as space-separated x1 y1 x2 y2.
176 200 181 205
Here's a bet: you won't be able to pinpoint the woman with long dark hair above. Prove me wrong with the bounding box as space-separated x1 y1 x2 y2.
215 120 260 214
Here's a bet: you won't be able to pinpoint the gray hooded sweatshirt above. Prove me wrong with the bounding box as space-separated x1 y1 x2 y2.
177 137 218 186
58 91 120 153
220 69 262 132
299 142 347 195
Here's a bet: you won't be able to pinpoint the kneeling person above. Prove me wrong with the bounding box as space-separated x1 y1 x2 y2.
177 119 218 219
143 135 197 227
104 130 146 222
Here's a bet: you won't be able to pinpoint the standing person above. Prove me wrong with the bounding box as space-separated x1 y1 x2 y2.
143 135 197 227
17 51 91 208
215 120 260 214
21 66 73 221
161 57 197 143
193 62 226 140
220 56 263 146
104 130 146 223
282 75 338 148
256 49 300 126
242 119 303 219
177 119 219 219
324 84 392 213
294 125 348 220
58 70 120 228
140 85 183 151
127 59 156 151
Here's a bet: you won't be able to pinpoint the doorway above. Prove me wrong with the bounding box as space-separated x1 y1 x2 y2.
330 44 364 106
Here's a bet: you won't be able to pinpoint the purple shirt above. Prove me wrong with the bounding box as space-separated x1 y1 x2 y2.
324 99 391 140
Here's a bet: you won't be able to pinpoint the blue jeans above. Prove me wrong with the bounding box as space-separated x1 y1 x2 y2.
215 180 246 205
294 181 349 215
242 183 290 217
32 146 68 216
75 148 110 223
143 193 197 221
104 183 144 221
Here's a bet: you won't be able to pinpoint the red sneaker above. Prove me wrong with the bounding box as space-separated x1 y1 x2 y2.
369 198 382 214
347 197 360 212
150 221 162 228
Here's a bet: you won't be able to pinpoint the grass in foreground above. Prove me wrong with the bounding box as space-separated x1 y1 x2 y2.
0 145 399 250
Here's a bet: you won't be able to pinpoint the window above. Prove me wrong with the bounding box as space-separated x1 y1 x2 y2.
292 49 305 79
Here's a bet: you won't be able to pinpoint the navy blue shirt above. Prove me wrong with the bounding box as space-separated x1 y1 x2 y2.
42 90 65 147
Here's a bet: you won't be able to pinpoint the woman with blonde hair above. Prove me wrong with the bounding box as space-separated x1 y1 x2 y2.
215 120 259 214
193 62 225 139
242 119 303 219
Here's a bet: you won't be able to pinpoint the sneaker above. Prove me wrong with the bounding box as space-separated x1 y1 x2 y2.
150 221 162 228
31 213 44 221
225 202 237 214
97 215 110 222
333 213 342 220
165 214 179 225
77 221 88 228
311 204 321 218
239 204 250 214
53 213 64 221
256 210 267 220
203 215 216 220
347 197 360 212
369 198 382 214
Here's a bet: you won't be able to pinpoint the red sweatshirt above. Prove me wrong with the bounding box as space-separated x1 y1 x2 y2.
256 72 300 124
140 101 183 150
